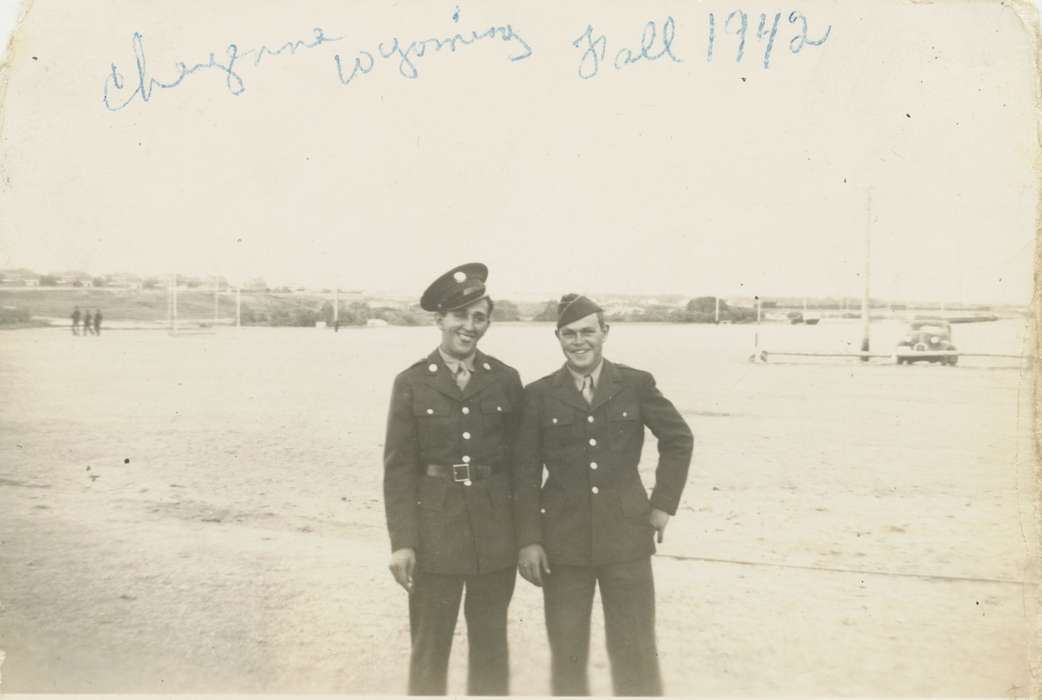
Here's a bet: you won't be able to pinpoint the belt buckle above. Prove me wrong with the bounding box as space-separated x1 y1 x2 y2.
451 463 471 483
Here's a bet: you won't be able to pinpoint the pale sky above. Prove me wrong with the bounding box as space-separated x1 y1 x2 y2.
0 0 1038 304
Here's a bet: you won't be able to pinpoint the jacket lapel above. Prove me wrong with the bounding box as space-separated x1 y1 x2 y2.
549 365 592 413
589 359 623 411
421 349 462 401
461 350 496 401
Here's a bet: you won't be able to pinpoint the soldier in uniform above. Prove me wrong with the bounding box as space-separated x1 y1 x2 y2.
383 263 524 695
513 294 693 696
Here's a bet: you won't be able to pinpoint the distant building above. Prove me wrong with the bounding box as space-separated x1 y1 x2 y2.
59 270 93 287
242 277 269 291
0 269 40 287
336 289 366 303
603 304 645 316
364 295 408 309
106 273 143 289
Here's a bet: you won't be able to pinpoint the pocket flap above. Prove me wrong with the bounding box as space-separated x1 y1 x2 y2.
542 410 574 427
608 403 640 422
482 397 512 414
412 393 453 417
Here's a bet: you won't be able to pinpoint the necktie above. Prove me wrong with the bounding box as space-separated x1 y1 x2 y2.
581 375 594 404
455 364 471 390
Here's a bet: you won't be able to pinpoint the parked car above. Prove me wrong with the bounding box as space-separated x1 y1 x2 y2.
895 321 958 365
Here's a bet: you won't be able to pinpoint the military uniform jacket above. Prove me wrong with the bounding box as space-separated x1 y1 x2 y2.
384 348 524 576
512 359 693 567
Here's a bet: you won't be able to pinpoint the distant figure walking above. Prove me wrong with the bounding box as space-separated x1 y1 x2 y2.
82 309 94 336
71 306 81 335
93 309 103 335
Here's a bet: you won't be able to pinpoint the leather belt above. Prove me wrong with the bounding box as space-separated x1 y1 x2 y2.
426 463 494 483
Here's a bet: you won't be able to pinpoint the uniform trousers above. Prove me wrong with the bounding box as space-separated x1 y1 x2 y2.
543 556 661 696
408 566 516 695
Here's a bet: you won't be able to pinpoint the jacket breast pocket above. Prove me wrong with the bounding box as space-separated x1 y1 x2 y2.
482 395 512 433
541 409 576 454
607 402 643 449
412 391 457 450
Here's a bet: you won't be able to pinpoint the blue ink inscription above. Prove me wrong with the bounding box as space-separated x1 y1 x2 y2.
788 12 831 53
103 27 341 111
725 11 747 64
99 10 831 110
706 10 830 68
578 10 830 78
333 22 532 86
757 13 781 69
707 13 716 63
613 17 681 70
573 25 606 80
574 18 680 79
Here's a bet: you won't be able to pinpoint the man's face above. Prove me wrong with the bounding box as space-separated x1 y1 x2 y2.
556 312 608 373
436 298 491 359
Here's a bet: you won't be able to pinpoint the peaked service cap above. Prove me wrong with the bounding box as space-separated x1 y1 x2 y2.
420 263 490 313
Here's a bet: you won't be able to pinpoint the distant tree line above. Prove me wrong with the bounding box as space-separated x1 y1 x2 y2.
234 296 524 328
532 297 756 324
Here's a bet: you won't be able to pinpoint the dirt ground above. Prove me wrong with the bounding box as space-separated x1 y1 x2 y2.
0 320 1037 695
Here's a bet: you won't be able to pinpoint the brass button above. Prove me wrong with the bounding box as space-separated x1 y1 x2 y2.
461 455 471 463
462 406 470 415
591 486 600 495
590 462 598 470
588 438 597 447
587 416 595 423
426 408 434 415
462 432 471 440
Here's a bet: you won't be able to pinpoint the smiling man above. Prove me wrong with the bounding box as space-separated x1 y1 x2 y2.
383 263 523 695
513 293 693 696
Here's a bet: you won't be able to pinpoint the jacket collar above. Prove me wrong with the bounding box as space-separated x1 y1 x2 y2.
422 347 496 401
550 358 623 412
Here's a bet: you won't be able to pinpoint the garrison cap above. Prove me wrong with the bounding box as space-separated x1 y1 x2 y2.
420 262 490 313
557 293 604 328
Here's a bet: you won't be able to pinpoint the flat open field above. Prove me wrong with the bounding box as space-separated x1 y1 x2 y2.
0 319 1037 695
